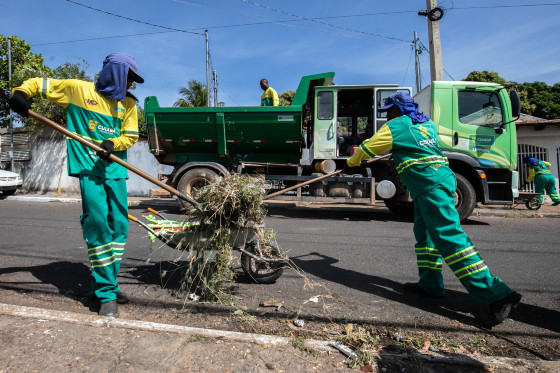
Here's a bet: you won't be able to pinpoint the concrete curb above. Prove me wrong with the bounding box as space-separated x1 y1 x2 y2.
0 302 330 351
6 195 560 218
1 302 556 371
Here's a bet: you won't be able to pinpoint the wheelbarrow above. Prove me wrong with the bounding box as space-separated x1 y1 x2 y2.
128 208 288 284
513 192 541 210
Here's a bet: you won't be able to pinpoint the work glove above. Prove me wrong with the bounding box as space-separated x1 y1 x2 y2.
8 91 30 117
340 163 360 174
97 140 114 161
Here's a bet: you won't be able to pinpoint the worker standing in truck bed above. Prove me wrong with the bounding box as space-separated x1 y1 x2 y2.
260 78 279 107
345 92 521 328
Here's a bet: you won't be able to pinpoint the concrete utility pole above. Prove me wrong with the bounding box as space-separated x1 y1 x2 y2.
425 0 444 82
205 30 210 107
413 31 422 93
212 70 218 107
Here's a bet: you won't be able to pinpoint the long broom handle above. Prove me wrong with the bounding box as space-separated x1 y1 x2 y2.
263 153 392 200
28 110 204 212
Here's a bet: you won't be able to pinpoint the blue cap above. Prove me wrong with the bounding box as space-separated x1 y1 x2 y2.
379 91 414 112
523 157 538 164
103 53 144 83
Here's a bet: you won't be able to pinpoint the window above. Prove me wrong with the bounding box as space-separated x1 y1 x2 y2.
317 91 333 120
458 91 503 127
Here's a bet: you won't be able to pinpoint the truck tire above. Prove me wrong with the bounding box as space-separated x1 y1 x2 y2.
241 242 285 284
384 198 415 221
454 173 476 221
177 168 218 207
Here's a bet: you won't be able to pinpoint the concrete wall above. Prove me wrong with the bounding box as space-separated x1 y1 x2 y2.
15 127 172 196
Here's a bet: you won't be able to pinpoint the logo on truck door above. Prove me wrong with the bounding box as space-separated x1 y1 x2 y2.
278 115 294 122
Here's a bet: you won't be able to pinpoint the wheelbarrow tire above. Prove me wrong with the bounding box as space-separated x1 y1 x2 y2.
526 197 541 210
241 242 284 284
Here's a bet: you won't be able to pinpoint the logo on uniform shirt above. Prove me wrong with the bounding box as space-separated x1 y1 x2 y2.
113 107 125 114
410 124 437 147
88 120 98 130
86 98 98 106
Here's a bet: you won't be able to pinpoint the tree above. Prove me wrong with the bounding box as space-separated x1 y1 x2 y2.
279 90 295 106
0 35 51 128
464 70 560 120
174 80 208 107
463 70 507 85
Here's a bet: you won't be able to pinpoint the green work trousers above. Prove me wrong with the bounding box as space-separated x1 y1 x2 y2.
412 174 512 305
534 174 560 203
79 175 128 303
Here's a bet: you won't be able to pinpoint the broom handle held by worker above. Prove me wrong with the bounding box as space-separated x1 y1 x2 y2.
28 110 204 212
264 153 391 200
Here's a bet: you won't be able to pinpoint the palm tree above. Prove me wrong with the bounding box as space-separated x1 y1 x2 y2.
173 80 208 107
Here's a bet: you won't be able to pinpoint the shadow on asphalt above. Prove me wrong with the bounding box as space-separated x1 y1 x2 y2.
289 252 560 335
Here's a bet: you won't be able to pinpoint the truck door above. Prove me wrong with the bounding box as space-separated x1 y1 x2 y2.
313 88 337 159
374 88 412 132
452 88 513 168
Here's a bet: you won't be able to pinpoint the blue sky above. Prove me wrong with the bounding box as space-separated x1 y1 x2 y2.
1 1 559 108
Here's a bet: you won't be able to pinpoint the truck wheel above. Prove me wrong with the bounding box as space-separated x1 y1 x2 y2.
241 242 285 284
177 168 218 206
454 173 476 221
384 198 414 221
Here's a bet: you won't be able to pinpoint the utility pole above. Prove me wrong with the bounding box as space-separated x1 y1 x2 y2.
424 0 444 82
212 70 218 107
205 30 210 107
8 37 14 171
413 31 422 93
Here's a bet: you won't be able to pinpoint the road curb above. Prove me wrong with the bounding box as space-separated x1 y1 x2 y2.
0 302 556 371
0 302 330 351
6 195 560 218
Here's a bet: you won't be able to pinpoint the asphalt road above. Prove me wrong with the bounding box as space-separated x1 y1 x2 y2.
0 200 559 359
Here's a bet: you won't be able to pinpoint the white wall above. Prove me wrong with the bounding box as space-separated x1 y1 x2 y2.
517 125 560 183
17 127 172 196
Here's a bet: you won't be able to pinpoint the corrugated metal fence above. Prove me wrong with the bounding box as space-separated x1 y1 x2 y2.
0 131 31 162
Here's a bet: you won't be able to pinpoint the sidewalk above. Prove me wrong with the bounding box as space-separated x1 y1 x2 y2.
1 302 557 372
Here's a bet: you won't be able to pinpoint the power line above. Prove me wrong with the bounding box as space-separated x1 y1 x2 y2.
65 0 204 36
239 0 411 43
31 31 176 46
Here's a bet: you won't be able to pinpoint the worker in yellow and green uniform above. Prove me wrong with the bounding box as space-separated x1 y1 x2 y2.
523 157 560 205
345 92 521 328
9 53 143 318
260 78 279 106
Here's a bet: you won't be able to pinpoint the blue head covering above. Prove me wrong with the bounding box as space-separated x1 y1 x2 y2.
523 157 538 165
379 92 430 123
95 53 144 102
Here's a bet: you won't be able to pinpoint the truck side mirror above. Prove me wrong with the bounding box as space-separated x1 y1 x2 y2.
510 90 521 118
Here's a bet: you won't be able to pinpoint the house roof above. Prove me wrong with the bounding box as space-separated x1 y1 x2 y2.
516 113 560 126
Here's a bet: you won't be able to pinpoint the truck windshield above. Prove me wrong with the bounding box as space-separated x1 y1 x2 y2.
458 90 503 127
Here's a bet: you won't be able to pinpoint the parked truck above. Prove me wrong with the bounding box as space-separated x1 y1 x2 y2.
144 72 521 221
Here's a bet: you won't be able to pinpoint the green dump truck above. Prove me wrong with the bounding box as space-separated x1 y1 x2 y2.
144 72 520 221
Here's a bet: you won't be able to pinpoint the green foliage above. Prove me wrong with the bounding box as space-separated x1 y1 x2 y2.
463 70 507 86
464 70 560 119
174 80 208 107
279 90 295 106
0 35 50 128
137 106 147 137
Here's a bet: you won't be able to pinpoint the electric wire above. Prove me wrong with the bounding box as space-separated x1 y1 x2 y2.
65 0 204 36
239 0 411 43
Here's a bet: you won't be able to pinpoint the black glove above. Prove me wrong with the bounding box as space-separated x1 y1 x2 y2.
340 163 359 174
8 91 30 117
97 140 114 161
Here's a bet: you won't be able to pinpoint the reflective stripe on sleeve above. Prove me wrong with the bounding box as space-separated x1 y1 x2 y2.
359 143 376 158
41 78 49 99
